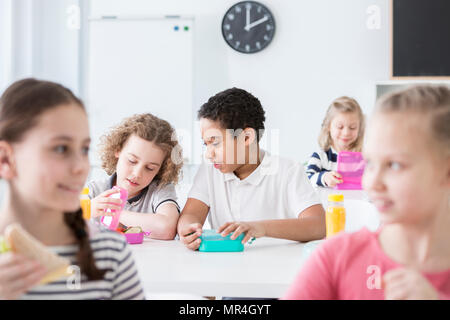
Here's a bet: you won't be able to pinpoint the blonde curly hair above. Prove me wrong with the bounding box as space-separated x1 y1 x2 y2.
98 113 183 187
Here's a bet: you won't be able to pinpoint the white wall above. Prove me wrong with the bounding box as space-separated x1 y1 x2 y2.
1 0 390 163
31 0 80 94
88 0 390 163
0 0 80 94
0 0 13 92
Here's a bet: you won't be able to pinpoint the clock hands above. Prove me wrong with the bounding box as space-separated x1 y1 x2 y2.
223 2 275 53
244 15 269 32
246 6 250 29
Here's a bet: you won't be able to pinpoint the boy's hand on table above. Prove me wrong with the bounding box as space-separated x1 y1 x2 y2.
91 188 123 218
179 223 203 251
383 268 439 300
218 221 266 244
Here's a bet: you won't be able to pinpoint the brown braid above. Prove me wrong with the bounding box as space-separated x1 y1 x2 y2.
64 209 107 280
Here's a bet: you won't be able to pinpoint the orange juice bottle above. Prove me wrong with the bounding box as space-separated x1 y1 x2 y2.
326 194 346 238
80 187 91 219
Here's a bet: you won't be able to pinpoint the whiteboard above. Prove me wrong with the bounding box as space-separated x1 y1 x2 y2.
83 16 194 165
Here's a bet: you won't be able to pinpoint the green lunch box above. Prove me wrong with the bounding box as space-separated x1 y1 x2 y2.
198 229 245 252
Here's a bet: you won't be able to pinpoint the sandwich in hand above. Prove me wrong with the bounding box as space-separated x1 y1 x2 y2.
3 224 73 285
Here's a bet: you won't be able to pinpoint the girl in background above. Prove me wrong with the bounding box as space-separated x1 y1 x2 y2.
306 96 365 188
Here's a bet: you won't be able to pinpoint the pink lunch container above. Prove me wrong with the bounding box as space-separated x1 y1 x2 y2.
124 232 144 244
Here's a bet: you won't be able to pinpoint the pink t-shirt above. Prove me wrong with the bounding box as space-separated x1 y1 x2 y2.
283 228 450 300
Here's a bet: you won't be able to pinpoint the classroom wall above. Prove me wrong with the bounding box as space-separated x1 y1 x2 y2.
0 0 390 163
89 0 390 163
0 0 13 93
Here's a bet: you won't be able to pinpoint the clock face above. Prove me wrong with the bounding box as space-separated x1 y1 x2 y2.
222 1 276 54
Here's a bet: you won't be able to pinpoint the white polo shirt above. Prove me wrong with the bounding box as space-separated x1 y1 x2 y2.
188 150 322 229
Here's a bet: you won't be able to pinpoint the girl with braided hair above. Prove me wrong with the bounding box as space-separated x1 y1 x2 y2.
0 78 144 300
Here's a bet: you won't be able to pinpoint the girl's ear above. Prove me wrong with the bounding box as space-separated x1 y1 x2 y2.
0 141 16 180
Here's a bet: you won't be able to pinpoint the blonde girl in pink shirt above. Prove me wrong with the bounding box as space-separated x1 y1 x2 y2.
283 85 450 300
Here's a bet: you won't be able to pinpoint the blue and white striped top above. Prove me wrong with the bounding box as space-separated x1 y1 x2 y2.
20 224 145 300
305 147 338 187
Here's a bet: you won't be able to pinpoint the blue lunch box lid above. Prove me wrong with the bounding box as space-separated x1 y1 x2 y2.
199 229 245 241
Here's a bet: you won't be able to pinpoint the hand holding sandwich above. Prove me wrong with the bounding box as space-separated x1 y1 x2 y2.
0 251 47 299
0 224 72 299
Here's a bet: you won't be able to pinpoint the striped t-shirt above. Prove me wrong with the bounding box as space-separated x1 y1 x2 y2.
20 224 145 300
305 147 338 187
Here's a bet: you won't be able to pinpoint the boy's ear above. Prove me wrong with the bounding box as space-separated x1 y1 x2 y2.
243 128 257 146
0 141 16 180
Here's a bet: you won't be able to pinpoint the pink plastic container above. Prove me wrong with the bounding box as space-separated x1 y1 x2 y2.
335 151 365 190
123 231 151 245
101 186 128 230
124 232 144 244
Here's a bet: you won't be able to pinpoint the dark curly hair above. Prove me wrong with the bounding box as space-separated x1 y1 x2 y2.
198 88 266 141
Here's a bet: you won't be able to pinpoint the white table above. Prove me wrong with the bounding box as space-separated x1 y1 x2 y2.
130 189 379 299
130 237 320 299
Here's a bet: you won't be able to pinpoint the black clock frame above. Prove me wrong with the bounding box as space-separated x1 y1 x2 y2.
221 1 276 54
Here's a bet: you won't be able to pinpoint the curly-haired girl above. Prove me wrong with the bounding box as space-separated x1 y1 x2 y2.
87 113 183 240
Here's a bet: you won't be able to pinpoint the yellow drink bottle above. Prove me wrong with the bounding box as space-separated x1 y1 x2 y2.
80 187 91 220
326 194 346 238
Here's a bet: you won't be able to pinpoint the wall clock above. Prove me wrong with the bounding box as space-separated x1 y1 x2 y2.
222 1 276 54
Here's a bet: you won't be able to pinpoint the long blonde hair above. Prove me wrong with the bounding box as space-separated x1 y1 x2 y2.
318 96 365 151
